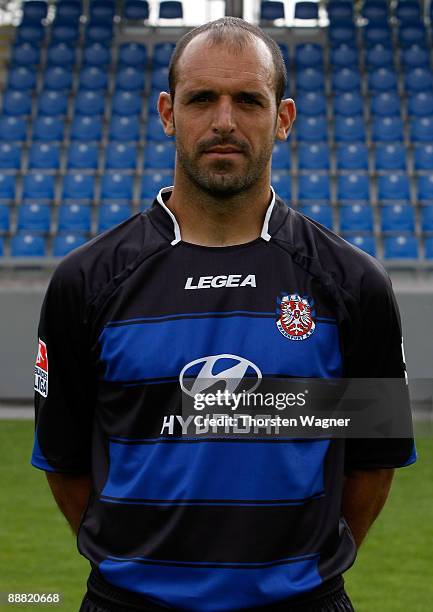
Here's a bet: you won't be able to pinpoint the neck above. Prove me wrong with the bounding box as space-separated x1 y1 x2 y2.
164 170 273 247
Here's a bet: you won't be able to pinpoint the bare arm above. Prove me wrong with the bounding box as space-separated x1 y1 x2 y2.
341 468 395 548
45 472 92 535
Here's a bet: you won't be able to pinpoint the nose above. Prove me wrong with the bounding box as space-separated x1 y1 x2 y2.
211 96 236 135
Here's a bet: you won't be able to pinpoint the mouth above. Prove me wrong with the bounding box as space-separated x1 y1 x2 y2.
204 147 244 157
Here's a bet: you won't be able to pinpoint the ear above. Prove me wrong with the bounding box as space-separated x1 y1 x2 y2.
158 92 175 136
275 98 296 142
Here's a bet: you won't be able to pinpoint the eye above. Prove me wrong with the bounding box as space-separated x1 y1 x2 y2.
238 95 260 105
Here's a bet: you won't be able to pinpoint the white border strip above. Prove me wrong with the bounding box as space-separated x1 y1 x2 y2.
156 186 181 245
260 185 276 242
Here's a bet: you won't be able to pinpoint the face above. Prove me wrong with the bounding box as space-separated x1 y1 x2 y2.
158 33 295 198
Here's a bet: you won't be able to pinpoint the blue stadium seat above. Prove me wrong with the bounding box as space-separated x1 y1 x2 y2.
396 1 421 23
371 116 404 142
109 114 141 141
336 143 369 171
105 142 137 170
398 23 426 48
413 144 433 170
327 1 353 23
53 232 87 256
0 116 27 141
0 142 21 169
28 142 60 169
298 143 330 170
370 92 401 117
401 44 429 68
408 91 433 116
332 68 360 93
58 203 91 232
334 116 366 142
260 0 285 20
146 117 168 142
296 115 327 142
70 115 103 141
380 204 415 232
296 68 324 92
365 44 393 69
38 90 68 115
329 44 358 68
362 0 388 21
151 67 169 91
118 42 147 68
78 66 108 91
22 1 48 23
98 203 132 232
383 234 418 258
56 1 82 23
101 172 133 200
404 67 433 93
337 173 370 201
67 142 99 169
296 91 326 116
8 67 36 91
299 203 333 228
0 204 10 231
377 173 410 201
2 90 32 116
32 115 64 141
344 234 376 256
115 67 145 92
375 143 407 171
294 2 318 20
363 24 392 48
85 21 113 46
143 142 175 169
420 205 433 231
271 142 291 170
16 23 44 44
340 204 373 232
23 172 55 200
124 1 150 21
83 42 111 67
43 66 72 91
295 44 323 68
51 22 79 44
278 43 289 70
329 24 356 47
147 91 160 116
410 116 433 143
152 42 175 67
0 173 16 199
17 203 51 232
62 173 95 200
417 175 433 201
333 92 363 116
140 173 173 200
74 90 105 116
11 42 41 67
424 235 433 258
46 42 76 67
269 172 290 200
90 0 116 23
368 68 398 93
112 91 141 116
11 232 45 256
159 1 183 19
298 173 330 201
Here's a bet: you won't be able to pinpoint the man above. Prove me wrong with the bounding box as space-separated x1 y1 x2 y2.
32 17 415 612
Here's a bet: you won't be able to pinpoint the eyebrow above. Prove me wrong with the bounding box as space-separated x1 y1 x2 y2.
183 89 269 103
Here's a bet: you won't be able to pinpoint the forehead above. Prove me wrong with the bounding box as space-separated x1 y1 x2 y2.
175 32 275 94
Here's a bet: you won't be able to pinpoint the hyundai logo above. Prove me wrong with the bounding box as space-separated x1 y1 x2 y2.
179 354 262 398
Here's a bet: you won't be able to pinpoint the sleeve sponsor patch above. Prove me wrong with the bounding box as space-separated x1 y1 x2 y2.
35 338 48 397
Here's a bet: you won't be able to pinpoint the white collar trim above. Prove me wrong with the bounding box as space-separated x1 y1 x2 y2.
156 184 276 245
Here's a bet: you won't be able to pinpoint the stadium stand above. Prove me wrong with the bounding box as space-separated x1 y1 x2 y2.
0 0 431 263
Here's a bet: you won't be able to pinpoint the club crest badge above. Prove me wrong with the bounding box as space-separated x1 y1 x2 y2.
34 338 48 397
276 293 316 341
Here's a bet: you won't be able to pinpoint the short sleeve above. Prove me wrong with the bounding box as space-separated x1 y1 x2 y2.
31 260 96 474
344 264 417 471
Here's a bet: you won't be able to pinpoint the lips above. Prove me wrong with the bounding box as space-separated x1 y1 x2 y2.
205 146 242 154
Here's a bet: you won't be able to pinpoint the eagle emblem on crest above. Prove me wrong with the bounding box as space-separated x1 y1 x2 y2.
276 293 316 341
